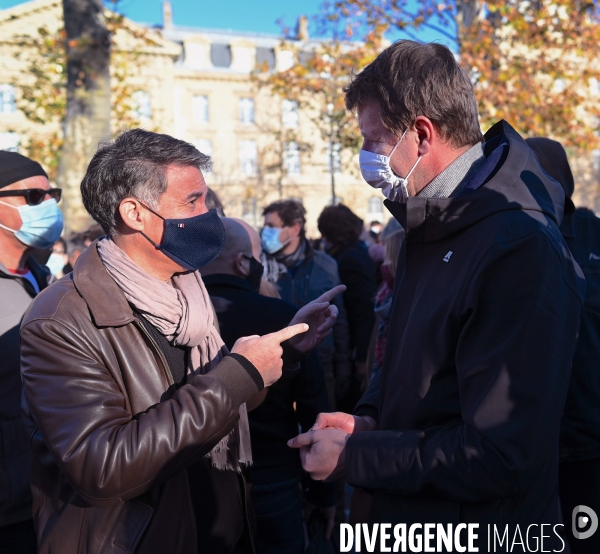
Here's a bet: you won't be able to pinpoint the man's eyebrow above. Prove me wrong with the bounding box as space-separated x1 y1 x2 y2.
183 190 204 202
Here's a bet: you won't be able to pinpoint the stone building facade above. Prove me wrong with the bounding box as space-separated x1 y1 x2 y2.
0 0 389 235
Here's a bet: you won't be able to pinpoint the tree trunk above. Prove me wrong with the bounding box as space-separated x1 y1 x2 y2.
57 0 111 233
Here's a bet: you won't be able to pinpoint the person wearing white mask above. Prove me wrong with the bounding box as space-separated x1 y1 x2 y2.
290 40 585 551
0 150 62 554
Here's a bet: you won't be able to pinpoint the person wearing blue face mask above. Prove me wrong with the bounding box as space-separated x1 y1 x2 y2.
0 150 62 554
260 200 353 413
18 129 341 554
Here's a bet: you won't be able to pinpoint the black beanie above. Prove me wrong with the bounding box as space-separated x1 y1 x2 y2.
0 150 48 189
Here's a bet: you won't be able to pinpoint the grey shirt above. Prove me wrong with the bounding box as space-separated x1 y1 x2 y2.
417 142 486 199
0 257 51 526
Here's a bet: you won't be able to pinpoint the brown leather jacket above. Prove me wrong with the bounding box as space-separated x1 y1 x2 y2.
20 242 261 553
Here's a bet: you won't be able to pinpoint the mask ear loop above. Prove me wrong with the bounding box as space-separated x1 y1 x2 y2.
387 128 409 160
137 201 165 249
0 200 20 233
405 154 422 181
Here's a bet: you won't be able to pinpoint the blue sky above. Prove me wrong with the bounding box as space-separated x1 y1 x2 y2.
0 0 328 35
0 0 453 46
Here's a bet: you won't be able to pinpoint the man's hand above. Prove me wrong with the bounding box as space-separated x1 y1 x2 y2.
311 412 377 434
288 428 349 481
287 285 346 353
231 323 309 387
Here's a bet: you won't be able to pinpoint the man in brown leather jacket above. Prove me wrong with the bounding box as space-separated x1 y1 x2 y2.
19 129 342 554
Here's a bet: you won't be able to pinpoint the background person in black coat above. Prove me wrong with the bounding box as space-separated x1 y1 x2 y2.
317 203 377 408
527 137 600 554
202 218 339 554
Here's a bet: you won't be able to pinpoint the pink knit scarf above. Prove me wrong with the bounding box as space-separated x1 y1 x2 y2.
97 237 252 471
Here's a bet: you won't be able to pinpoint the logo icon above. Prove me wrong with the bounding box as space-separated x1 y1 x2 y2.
573 505 598 540
443 251 453 263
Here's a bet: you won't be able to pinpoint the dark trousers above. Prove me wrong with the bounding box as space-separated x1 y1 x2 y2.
560 457 600 554
253 482 305 554
0 519 37 554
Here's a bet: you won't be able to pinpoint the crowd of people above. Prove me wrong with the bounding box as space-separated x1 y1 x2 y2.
1 39 600 554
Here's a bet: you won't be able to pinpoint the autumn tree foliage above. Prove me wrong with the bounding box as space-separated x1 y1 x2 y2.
13 2 153 231
255 6 384 203
334 0 600 150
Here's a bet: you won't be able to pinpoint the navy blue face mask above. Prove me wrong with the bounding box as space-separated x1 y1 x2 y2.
139 202 225 271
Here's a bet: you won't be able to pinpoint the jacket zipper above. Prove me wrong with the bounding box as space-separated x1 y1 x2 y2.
133 318 175 387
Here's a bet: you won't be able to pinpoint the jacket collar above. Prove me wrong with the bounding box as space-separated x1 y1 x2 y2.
0 254 52 291
27 255 53 290
385 120 565 243
73 238 136 327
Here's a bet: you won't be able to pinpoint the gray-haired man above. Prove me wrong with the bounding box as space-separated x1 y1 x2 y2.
20 129 342 554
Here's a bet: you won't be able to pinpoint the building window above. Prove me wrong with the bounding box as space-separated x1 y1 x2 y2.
239 98 255 124
0 131 20 152
256 47 276 70
0 84 16 114
210 43 232 68
193 95 209 123
282 99 299 128
240 140 257 175
284 141 301 175
368 196 383 215
133 90 152 120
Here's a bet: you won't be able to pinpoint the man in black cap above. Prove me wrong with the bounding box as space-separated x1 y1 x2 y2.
0 150 63 553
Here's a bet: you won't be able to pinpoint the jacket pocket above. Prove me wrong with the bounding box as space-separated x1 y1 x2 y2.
100 500 154 554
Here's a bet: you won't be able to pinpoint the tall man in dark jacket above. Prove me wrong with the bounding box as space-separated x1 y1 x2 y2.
202 217 340 553
0 151 62 554
290 41 585 552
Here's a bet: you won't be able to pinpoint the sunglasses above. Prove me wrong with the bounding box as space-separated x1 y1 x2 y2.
0 188 62 206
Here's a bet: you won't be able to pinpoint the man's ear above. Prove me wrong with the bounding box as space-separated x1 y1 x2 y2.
235 252 249 277
414 116 435 157
291 221 303 238
118 198 146 233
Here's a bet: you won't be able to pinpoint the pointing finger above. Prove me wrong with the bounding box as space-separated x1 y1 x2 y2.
314 285 346 304
267 323 309 345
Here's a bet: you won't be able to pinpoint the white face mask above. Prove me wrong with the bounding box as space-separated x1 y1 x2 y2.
359 129 421 202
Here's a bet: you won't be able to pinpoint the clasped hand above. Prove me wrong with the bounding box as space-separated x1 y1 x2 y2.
288 412 376 481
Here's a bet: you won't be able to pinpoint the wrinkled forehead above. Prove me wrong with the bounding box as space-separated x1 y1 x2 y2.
161 165 207 202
